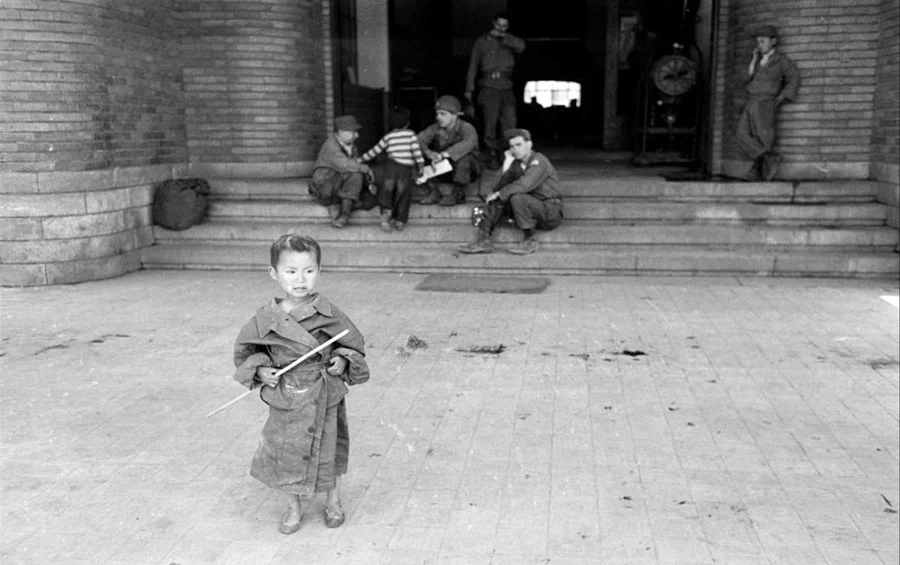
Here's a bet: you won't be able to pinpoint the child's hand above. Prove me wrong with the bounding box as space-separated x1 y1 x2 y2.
255 366 280 388
326 355 348 376
368 182 378 195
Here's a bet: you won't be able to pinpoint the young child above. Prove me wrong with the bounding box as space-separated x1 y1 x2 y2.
232 234 369 535
359 107 425 232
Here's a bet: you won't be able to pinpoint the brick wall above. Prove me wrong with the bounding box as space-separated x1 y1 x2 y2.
717 0 883 180
176 0 327 165
1 0 332 286
871 0 899 235
0 1 187 172
0 0 188 285
871 0 899 183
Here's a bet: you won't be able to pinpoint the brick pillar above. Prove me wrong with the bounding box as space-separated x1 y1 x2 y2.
0 1 188 286
871 0 899 245
717 0 882 180
178 0 328 174
871 0 899 186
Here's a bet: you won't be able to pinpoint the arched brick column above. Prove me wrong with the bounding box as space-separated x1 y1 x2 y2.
0 0 330 286
0 1 188 285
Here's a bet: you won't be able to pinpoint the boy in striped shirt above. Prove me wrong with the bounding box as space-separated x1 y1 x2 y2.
359 108 425 232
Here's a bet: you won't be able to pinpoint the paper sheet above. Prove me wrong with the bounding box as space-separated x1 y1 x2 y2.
415 159 453 185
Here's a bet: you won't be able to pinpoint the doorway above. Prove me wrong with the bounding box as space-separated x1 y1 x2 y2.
385 0 714 166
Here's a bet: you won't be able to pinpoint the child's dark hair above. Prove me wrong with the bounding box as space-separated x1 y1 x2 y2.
270 234 321 267
390 107 411 130
391 106 409 129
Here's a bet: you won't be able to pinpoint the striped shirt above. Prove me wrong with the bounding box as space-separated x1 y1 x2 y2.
359 129 425 167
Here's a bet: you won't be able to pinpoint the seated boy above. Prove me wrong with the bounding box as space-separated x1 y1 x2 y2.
308 115 377 228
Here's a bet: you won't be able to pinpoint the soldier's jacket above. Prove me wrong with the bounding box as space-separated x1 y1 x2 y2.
745 50 799 101
494 151 563 203
466 32 526 92
417 118 480 162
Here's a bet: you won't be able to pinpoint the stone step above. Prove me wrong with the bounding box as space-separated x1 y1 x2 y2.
154 220 899 248
207 176 881 203
141 241 900 278
206 198 888 226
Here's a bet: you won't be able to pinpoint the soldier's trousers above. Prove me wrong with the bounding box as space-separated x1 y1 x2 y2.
478 87 517 153
736 95 777 160
482 193 563 233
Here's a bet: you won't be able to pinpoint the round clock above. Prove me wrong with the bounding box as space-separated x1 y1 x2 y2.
651 54 697 96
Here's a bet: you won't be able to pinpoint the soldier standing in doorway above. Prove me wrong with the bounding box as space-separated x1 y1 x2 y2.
465 12 526 170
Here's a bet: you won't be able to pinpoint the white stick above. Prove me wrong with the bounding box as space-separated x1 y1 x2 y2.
205 329 350 418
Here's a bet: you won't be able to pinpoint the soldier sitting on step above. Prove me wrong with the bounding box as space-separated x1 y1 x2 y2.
416 95 483 206
458 128 563 255
308 115 378 228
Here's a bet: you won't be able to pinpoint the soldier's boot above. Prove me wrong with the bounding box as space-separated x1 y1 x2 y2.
419 187 441 205
331 199 352 228
457 229 494 254
437 182 460 206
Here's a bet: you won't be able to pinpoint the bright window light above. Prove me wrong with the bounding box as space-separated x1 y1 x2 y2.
523 81 581 108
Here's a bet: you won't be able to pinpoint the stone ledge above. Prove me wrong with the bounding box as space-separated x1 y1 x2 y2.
0 228 153 264
0 172 38 194
721 159 871 181
0 250 144 287
0 263 46 286
871 162 899 184
24 164 185 194
187 161 315 178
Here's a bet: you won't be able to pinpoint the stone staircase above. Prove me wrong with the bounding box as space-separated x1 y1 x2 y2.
141 157 899 278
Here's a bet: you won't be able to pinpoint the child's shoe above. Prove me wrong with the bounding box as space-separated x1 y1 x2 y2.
327 203 341 220
324 501 345 528
279 505 302 535
392 221 406 232
379 210 392 232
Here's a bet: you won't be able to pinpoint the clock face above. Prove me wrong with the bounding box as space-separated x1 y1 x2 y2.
652 54 697 96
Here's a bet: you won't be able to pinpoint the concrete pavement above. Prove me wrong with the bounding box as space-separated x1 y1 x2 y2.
1 270 898 565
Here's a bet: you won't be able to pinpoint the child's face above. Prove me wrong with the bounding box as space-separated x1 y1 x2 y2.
335 129 358 144
269 250 320 301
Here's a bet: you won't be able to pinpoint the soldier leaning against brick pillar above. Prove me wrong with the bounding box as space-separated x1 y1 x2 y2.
735 25 800 182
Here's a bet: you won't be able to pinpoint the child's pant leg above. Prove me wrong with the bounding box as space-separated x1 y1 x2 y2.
378 177 396 213
393 174 413 223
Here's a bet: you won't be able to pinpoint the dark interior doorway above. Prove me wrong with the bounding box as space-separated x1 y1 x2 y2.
388 0 711 166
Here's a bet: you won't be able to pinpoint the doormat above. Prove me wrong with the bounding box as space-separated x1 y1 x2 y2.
415 274 551 294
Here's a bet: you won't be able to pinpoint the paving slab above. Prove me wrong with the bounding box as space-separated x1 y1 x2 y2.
1 270 898 565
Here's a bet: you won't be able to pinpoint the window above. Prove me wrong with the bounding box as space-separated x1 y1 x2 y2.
523 81 581 108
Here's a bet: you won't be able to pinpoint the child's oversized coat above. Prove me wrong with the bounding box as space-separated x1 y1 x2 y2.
233 294 368 496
